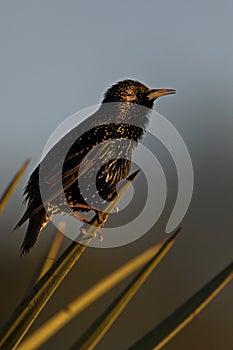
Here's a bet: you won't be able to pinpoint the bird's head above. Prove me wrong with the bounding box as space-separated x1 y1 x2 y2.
102 79 175 108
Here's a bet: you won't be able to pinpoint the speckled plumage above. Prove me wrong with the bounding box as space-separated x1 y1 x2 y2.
16 80 175 254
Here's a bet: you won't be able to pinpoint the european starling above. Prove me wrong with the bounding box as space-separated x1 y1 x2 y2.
16 80 175 254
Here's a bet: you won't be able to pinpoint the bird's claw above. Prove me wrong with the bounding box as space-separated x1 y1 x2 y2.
80 227 103 241
95 210 108 225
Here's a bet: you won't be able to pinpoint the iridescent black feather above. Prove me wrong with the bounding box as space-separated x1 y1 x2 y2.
16 79 175 254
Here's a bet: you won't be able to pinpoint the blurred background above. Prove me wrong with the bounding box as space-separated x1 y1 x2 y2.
0 1 232 349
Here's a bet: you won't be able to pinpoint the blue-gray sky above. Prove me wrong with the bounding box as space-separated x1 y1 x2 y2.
1 0 233 172
0 2 233 349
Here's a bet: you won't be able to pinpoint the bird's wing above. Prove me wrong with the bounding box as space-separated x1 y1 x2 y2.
48 136 112 185
28 136 118 217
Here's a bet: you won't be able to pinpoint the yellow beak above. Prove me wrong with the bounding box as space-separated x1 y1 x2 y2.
147 88 176 100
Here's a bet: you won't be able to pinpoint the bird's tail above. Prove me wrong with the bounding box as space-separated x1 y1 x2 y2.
19 209 48 255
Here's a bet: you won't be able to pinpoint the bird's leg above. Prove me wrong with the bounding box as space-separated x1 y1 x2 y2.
71 204 107 241
71 203 106 220
91 211 108 241
94 210 106 224
70 203 96 211
70 203 101 222
94 210 110 225
114 205 119 214
72 212 91 223
70 203 108 242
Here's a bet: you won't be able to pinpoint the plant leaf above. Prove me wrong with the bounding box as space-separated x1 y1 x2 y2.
36 222 65 281
0 170 139 350
129 260 233 350
17 239 166 349
69 228 181 350
0 159 30 214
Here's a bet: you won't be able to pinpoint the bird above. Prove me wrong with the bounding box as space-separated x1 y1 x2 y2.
15 79 175 254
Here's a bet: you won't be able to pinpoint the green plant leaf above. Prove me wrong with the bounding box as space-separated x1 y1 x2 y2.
69 228 181 350
18 237 166 350
0 159 30 214
36 222 65 282
0 170 139 350
129 260 233 350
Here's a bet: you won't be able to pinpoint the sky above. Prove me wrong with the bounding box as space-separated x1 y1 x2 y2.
0 1 233 349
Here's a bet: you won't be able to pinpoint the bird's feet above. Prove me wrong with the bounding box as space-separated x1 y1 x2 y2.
80 227 104 241
71 206 107 241
94 210 108 225
80 210 108 241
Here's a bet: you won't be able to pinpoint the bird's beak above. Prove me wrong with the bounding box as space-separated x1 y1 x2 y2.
147 88 176 100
